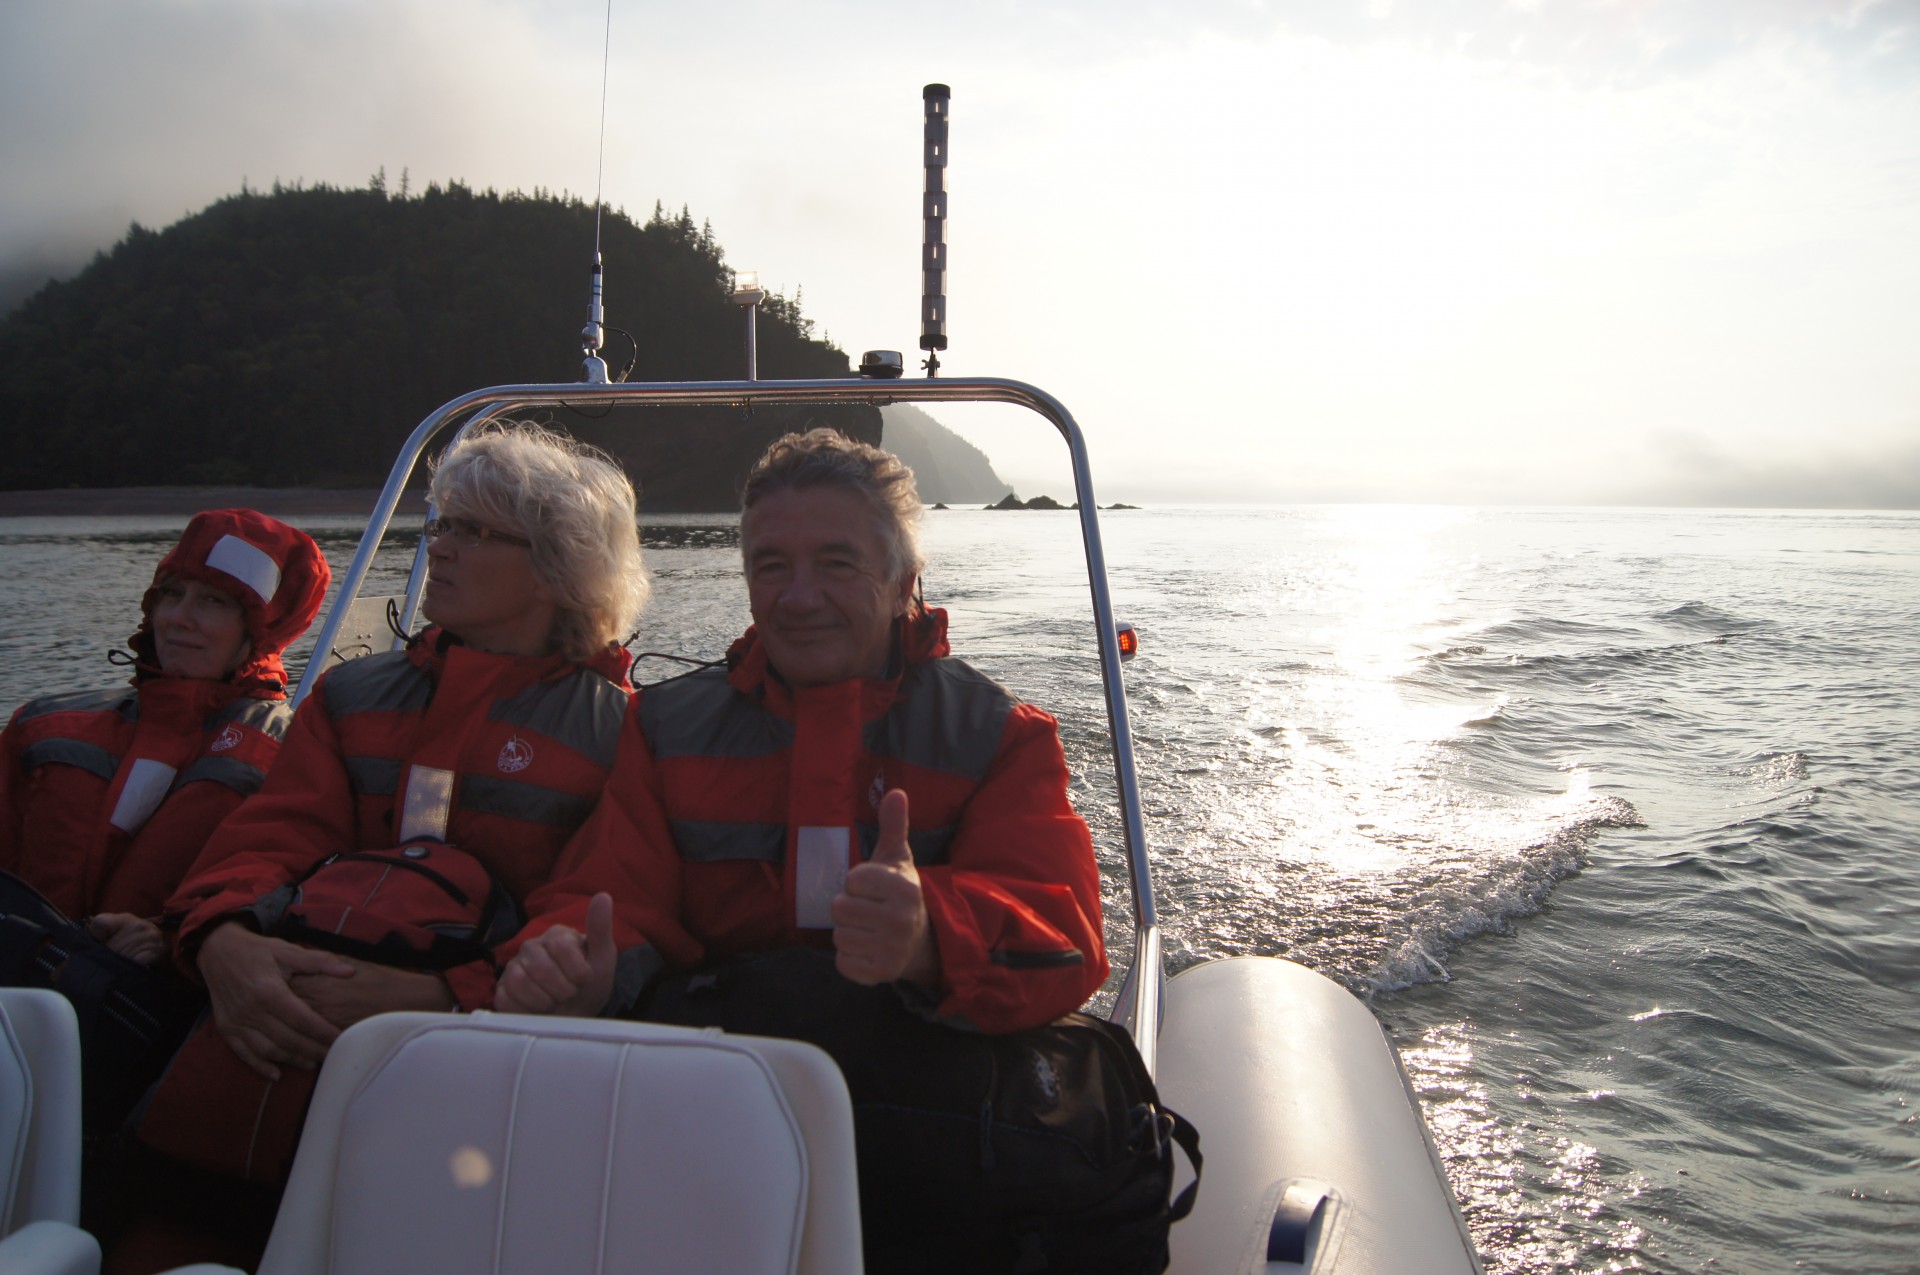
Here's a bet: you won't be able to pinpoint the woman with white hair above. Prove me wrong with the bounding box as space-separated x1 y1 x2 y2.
166 421 649 1076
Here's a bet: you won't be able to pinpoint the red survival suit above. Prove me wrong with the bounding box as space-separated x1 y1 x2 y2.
515 608 1108 1034
0 510 330 920
168 628 634 1009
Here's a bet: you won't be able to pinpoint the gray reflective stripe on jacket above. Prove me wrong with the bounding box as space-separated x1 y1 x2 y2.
490 670 629 769
460 775 597 830
641 669 793 760
15 687 138 724
321 651 434 718
328 655 620 830
872 660 1016 782
340 754 596 830
206 695 294 741
641 656 1017 868
855 821 957 867
19 738 119 781
671 819 785 863
643 660 1017 776
12 690 284 789
172 754 269 796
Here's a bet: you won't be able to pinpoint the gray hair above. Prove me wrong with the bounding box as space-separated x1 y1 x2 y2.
739 428 924 583
429 421 649 661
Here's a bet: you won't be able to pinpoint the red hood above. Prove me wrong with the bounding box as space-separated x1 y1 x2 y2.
131 508 331 696
724 603 950 698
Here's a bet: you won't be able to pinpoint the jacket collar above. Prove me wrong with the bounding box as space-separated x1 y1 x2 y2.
124 631 289 700
408 626 636 691
723 604 950 708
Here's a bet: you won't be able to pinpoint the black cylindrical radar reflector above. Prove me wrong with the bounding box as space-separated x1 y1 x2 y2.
921 83 950 358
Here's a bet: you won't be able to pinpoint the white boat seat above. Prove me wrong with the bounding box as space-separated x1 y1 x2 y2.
0 988 84 1231
228 1011 863 1275
0 988 97 1275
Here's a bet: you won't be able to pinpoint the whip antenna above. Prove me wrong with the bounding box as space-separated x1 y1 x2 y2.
581 0 615 383
920 83 949 376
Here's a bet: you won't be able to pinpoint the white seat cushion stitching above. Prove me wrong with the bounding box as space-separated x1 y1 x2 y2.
594 1042 630 1275
0 1013 32 1230
491 1034 537 1275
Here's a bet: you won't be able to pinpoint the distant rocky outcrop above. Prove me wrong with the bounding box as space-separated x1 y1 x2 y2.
987 493 1066 510
985 493 1138 511
879 405 1012 506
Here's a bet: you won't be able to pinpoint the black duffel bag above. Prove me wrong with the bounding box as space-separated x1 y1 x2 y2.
637 947 1201 1275
0 870 203 1148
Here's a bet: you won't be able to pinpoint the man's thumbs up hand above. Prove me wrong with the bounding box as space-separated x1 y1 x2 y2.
834 789 939 988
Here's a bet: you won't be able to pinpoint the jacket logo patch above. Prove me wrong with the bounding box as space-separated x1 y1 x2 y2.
210 724 244 753
868 774 886 809
497 736 533 774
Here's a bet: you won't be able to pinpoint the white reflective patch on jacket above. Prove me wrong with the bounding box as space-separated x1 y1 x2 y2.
794 825 850 929
110 758 178 833
398 765 456 842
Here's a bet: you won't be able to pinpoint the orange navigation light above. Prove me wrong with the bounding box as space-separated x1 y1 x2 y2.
1115 621 1139 662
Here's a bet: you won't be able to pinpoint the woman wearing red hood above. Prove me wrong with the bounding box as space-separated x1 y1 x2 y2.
0 508 331 955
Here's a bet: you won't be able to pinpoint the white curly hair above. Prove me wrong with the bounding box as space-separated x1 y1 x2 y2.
429 421 649 661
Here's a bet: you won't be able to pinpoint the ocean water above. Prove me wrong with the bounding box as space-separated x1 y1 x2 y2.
2 504 1916 1274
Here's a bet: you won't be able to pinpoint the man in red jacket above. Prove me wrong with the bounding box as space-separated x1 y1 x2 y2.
498 428 1107 1034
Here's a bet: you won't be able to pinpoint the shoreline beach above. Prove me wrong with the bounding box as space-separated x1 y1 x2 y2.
0 487 395 518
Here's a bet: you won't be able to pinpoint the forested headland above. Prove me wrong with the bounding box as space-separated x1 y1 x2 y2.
0 176 992 509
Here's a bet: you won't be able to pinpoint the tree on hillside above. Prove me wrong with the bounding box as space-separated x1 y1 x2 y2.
0 181 863 503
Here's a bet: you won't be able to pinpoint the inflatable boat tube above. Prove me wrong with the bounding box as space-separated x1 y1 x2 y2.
1156 957 1482 1274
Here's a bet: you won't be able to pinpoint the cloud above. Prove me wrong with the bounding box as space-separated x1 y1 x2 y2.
1259 0 1919 85
1604 428 1920 509
0 0 595 312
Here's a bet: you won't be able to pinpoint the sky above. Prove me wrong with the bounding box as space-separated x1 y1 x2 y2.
2 0 1917 507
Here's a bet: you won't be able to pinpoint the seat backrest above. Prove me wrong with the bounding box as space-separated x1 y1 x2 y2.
0 988 83 1232
256 1012 863 1275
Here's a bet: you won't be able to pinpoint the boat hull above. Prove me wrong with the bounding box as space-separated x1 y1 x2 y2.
1156 957 1481 1274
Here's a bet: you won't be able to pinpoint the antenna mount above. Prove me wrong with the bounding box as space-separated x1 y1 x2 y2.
920 83 950 377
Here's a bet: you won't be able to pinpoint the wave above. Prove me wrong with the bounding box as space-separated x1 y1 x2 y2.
1425 633 1735 686
1469 616 1637 646
1652 601 1764 634
1365 793 1641 996
1732 750 1809 788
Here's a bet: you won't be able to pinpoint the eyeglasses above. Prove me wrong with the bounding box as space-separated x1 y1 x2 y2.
424 516 532 549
